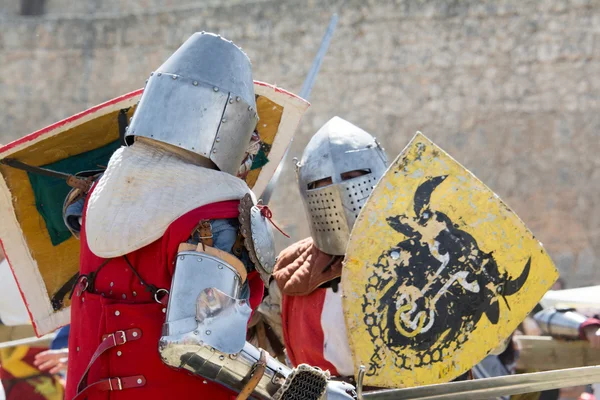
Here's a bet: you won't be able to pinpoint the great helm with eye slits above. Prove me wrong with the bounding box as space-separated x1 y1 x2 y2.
126 32 258 176
297 117 388 255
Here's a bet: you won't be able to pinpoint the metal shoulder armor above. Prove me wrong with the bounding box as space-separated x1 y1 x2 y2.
533 307 587 339
238 193 276 284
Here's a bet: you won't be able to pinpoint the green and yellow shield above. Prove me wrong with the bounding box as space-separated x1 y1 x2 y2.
342 133 558 388
0 83 308 336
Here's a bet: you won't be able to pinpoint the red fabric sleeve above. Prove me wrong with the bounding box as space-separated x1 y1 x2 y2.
579 318 600 340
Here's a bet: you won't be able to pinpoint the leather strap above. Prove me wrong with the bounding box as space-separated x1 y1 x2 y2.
177 243 247 283
76 328 142 395
73 375 146 400
236 349 267 400
256 321 268 350
195 219 214 247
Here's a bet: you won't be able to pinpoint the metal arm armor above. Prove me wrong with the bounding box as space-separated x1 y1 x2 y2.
533 307 587 339
159 246 356 399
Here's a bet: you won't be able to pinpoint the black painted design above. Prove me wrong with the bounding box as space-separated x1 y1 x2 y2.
362 175 530 376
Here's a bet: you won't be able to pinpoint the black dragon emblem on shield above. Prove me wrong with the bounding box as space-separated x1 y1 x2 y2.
362 175 530 376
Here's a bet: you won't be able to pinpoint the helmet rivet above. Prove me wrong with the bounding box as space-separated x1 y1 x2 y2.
216 137 220 142
213 87 219 92
172 75 177 80
229 98 234 104
157 73 162 76
193 81 198 86
213 149 217 153
236 96 241 102
150 72 154 76
221 118 227 123
248 106 252 111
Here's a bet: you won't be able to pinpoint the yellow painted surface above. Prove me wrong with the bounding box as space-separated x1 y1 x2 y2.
342 133 558 388
0 106 135 310
245 95 284 188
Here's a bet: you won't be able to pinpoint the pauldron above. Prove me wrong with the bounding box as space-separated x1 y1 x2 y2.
238 193 277 284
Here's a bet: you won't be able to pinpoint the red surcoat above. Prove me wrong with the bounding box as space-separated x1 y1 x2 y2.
274 238 353 378
66 199 264 400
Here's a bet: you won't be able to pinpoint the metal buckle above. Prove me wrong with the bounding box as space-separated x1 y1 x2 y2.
115 330 127 345
109 377 123 391
76 276 89 297
154 288 169 304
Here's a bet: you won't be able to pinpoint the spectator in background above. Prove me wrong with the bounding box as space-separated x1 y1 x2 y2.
33 326 69 377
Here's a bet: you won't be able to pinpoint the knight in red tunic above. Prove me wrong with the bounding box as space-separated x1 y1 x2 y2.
64 33 355 400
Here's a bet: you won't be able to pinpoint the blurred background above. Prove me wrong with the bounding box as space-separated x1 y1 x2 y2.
1 0 599 289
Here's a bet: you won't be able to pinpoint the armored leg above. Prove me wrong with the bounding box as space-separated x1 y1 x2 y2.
159 246 356 399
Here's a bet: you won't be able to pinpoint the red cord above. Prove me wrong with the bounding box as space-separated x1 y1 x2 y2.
257 205 290 238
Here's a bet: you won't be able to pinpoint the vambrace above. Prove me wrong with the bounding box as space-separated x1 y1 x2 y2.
159 246 356 400
533 307 588 339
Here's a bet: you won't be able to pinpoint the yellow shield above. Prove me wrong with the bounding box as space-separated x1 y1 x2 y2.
0 83 308 336
342 132 558 388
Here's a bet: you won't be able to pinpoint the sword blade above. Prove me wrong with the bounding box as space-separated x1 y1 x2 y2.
362 365 600 400
260 13 338 204
0 158 72 180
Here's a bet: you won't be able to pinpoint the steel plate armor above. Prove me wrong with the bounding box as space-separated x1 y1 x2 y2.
297 117 388 255
126 32 259 175
160 244 356 399
534 308 588 339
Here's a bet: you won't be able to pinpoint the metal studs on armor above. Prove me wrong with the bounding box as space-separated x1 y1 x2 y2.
137 379 143 384
117 351 122 357
115 310 121 316
132 332 138 338
206 330 211 335
193 81 198 86
213 87 219 92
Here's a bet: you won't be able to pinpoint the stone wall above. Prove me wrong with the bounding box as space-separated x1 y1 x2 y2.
1 0 599 287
